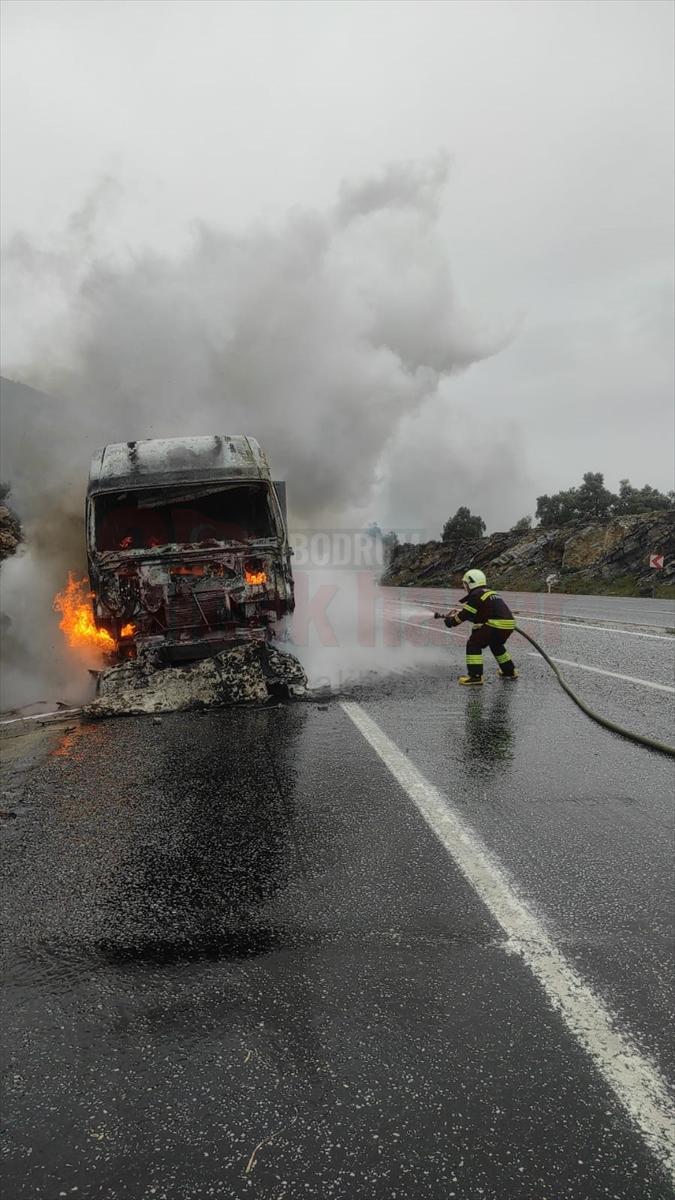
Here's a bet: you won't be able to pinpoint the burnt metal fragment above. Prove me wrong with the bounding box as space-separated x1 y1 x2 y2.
85 643 308 719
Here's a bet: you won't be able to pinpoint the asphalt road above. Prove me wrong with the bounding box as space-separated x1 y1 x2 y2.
387 584 675 629
504 590 675 630
2 590 674 1199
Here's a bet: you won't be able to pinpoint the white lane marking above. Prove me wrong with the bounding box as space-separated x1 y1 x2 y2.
524 654 675 694
405 601 674 641
0 708 82 728
516 614 674 643
340 700 675 1183
390 617 674 694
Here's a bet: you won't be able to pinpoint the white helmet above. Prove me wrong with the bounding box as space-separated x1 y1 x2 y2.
462 568 487 590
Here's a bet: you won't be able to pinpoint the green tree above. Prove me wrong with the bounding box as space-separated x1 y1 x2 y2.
616 479 674 515
442 506 486 542
537 473 673 527
535 488 579 527
537 472 613 525
382 530 399 563
576 472 614 520
510 516 532 534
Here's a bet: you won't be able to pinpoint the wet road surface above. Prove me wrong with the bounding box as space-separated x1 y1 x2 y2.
503 591 675 630
2 591 674 1199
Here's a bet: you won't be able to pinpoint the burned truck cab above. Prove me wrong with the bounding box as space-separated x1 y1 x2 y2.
86 436 294 663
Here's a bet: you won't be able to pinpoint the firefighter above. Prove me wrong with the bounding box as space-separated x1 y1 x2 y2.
436 569 518 685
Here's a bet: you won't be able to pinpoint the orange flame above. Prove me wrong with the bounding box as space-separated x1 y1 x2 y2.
53 574 137 657
244 568 267 586
53 574 117 651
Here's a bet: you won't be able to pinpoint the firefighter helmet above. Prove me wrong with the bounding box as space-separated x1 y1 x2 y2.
462 568 487 589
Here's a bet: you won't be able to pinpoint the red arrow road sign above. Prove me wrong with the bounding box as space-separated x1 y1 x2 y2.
649 554 664 570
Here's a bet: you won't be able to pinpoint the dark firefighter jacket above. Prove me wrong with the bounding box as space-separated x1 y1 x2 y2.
444 587 516 632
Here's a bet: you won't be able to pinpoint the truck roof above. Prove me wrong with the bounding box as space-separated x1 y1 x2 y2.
88 435 271 495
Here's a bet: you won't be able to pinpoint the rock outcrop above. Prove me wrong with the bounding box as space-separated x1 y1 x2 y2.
381 511 675 596
0 503 22 562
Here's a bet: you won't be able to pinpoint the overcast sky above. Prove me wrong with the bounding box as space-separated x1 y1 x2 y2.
1 0 673 533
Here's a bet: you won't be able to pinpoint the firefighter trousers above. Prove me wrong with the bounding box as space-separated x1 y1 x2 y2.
465 626 515 678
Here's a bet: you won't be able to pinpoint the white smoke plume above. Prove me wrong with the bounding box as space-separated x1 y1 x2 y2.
0 157 501 708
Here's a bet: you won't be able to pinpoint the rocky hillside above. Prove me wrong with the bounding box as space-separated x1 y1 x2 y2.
382 511 675 597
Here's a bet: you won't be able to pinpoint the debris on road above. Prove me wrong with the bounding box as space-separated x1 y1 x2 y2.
85 642 308 718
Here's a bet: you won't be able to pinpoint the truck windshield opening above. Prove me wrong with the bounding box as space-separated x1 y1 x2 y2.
94 483 275 551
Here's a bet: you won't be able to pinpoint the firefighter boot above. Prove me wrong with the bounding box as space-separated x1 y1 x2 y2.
498 668 519 679
458 675 484 686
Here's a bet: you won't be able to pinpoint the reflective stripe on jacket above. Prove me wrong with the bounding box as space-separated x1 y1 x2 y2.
445 588 515 630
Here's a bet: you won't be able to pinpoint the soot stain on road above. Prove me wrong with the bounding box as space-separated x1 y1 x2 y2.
96 709 307 959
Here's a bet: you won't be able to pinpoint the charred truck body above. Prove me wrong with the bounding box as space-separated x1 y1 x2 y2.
87 436 294 664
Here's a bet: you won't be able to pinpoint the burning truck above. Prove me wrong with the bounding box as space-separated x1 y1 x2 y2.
81 435 307 716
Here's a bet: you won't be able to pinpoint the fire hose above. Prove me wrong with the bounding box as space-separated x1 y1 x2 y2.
433 613 675 758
